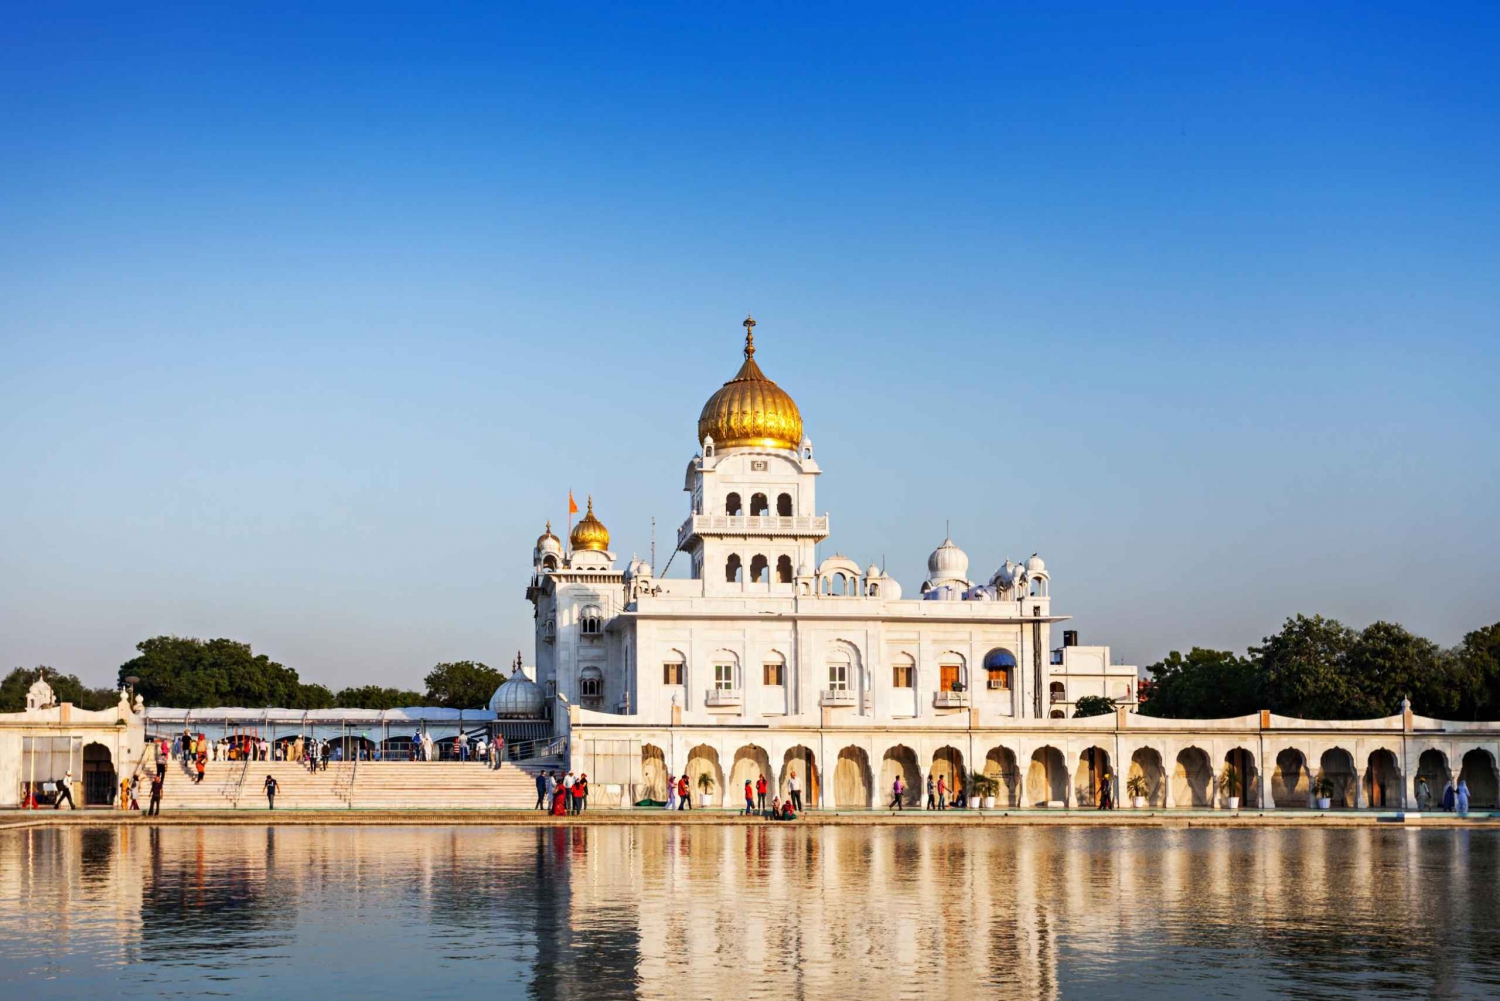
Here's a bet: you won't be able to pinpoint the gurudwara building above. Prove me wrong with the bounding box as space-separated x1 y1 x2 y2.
530 318 1500 812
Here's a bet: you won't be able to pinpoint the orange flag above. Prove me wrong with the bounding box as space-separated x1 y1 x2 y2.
568 491 579 515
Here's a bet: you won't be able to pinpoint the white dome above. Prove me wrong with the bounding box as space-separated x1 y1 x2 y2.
866 564 882 579
796 563 812 577
488 673 545 718
927 538 969 581
1026 554 1046 575
625 558 652 579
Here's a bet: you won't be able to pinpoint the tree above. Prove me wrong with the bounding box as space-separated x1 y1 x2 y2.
1256 615 1358 720
1450 622 1500 720
422 661 504 709
1346 620 1450 719
119 636 304 708
293 683 337 710
1138 648 1262 719
335 685 425 710
1072 695 1116 718
0 666 118 713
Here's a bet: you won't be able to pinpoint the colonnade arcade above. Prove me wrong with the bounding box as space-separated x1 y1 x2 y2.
627 730 1500 810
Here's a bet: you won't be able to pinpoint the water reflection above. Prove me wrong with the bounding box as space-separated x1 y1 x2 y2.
2 825 1499 999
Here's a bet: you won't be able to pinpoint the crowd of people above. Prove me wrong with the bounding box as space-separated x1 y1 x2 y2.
533 769 589 815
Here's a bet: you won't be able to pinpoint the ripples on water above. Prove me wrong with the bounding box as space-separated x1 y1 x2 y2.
2 825 1498 1000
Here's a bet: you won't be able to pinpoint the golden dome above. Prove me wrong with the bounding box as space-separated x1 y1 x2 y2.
697 315 803 451
569 497 610 552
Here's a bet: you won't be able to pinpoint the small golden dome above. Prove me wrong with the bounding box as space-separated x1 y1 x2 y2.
569 497 610 552
536 521 563 555
697 315 803 451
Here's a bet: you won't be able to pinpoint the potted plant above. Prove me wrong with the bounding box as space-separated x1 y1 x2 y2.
1219 764 1242 810
1126 774 1149 809
971 770 999 810
696 772 716 808
1315 775 1334 810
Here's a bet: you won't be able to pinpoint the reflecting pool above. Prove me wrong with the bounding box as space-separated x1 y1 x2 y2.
2 825 1498 999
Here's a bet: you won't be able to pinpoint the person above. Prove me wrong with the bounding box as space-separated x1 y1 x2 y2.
264 774 279 810
156 739 168 778
129 774 141 811
120 776 132 810
570 775 585 816
475 735 487 763
744 779 755 816
1457 778 1471 816
535 769 549 811
787 769 802 812
890 775 905 810
563 772 575 813
926 774 936 810
1416 775 1432 811
195 754 206 785
551 778 568 816
148 773 163 816
1443 778 1457 812
781 797 796 821
54 770 76 810
770 795 782 819
1099 774 1114 810
677 774 692 810
666 774 678 811
578 773 589 812
756 774 768 815
494 734 505 768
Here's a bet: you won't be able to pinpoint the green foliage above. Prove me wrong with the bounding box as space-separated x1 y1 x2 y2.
1256 614 1360 719
1449 623 1500 721
422 661 504 709
334 685 425 710
969 769 999 798
1219 764 1241 798
1126 774 1149 799
1072 695 1117 718
1139 647 1262 719
0 666 118 713
293 683 337 710
119 636 306 708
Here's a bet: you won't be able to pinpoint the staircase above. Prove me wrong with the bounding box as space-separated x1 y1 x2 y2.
156 759 558 811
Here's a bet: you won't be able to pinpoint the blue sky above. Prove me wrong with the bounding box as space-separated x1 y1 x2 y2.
2 3 1497 690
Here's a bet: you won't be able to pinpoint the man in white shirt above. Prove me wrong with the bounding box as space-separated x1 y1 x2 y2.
787 770 802 812
54 770 77 810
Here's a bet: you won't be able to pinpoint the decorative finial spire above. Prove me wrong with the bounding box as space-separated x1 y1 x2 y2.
743 314 756 358
586 495 594 514
545 520 551 532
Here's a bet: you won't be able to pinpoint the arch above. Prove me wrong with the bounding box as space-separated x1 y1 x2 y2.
725 492 742 515
776 555 793 583
825 642 862 694
780 746 818 807
1173 747 1214 807
750 492 769 516
710 649 740 692
1222 747 1259 806
833 746 873 808
985 746 1020 807
1026 746 1068 806
1460 749 1499 809
1318 748 1357 808
761 650 786 688
662 649 686 687
1049 710 1065 719
579 665 604 705
82 742 116 806
776 493 792 516
725 554 742 583
832 572 849 596
730 744 773 802
1273 748 1310 807
1128 748 1166 807
1075 746 1112 807
931 747 966 805
1416 749 1451 808
580 604 603 634
983 648 1017 690
749 554 768 583
541 554 558 571
328 735 376 761
640 744 668 802
1364 749 1402 808
685 744 724 806
1049 681 1065 704
881 745 922 808
938 652 967 692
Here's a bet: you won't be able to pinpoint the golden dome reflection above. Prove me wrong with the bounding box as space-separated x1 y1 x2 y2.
569 497 610 552
696 315 804 452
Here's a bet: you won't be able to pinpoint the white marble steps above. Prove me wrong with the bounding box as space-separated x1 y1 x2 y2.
155 760 555 810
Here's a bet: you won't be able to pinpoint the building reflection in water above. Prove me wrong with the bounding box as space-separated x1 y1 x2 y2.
3 824 1500 1000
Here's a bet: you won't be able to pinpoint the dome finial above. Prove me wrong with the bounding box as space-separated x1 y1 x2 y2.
743 314 756 358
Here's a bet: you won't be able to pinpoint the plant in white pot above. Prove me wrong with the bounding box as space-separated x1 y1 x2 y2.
971 770 999 810
1315 775 1334 810
696 772 716 808
1219 764 1242 810
1126 774 1149 809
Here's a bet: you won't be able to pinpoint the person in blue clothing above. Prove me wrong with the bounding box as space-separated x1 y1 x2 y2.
1456 778 1471 816
535 769 548 811
1443 779 1457 812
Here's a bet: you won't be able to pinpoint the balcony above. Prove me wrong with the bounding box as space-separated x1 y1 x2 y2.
678 513 830 548
933 691 970 709
704 688 743 708
820 688 856 707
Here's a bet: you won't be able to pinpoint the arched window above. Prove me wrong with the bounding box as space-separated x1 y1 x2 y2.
541 555 558 571
891 653 915 689
579 666 604 704
580 605 603 635
750 493 769 516
984 649 1017 690
725 492 742 515
662 653 685 686
833 572 848 596
777 493 793 516
827 650 851 690
762 652 786 687
776 555 793 583
749 554 768 583
1030 577 1047 597
1050 681 1066 703
712 651 739 691
1050 709 1065 719
939 653 966 692
725 554 742 583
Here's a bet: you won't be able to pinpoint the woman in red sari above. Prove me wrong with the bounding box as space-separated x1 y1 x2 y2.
551 780 568 816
